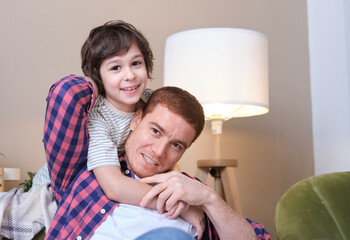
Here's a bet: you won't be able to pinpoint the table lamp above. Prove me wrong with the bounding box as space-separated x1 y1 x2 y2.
163 28 269 213
0 167 21 191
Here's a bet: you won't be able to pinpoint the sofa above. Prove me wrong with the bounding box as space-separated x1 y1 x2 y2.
274 171 350 240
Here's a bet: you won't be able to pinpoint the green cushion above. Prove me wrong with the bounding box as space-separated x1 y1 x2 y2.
33 229 46 240
2 229 45 240
275 171 350 240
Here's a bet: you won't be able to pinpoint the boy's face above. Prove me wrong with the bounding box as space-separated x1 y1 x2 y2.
125 104 196 178
99 43 147 112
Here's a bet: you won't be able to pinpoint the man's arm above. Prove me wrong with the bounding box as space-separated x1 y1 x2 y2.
140 171 270 240
201 188 258 240
43 75 95 201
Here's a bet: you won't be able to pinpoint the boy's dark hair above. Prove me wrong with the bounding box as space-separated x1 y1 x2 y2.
143 86 205 143
81 20 153 97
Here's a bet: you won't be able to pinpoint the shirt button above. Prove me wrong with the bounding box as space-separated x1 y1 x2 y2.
100 208 106 214
77 236 82 240
125 170 130 174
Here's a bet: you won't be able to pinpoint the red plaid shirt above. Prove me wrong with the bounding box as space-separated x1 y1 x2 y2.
43 75 270 240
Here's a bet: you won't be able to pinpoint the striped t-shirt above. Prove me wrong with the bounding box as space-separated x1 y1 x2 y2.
87 96 134 171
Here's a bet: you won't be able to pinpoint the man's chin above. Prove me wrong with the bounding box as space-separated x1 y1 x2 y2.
132 167 157 178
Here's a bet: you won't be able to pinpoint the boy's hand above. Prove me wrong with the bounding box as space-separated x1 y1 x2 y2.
180 206 205 240
140 171 210 240
165 200 188 219
140 171 210 209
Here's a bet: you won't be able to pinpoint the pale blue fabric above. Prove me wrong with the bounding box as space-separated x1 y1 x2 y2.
135 227 194 240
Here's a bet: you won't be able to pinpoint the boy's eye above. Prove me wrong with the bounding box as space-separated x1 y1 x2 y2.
112 65 121 71
132 61 141 66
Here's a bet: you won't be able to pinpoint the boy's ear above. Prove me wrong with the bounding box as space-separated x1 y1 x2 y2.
130 108 143 130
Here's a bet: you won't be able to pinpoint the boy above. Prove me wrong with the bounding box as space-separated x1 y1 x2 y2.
82 20 155 206
58 20 187 217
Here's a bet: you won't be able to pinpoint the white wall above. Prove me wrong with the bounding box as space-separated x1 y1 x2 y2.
308 0 350 175
0 1 314 236
345 0 350 139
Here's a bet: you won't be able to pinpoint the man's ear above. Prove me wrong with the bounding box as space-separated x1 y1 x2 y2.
130 108 143 131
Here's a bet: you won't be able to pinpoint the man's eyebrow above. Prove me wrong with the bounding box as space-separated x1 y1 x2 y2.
150 122 188 149
150 122 164 133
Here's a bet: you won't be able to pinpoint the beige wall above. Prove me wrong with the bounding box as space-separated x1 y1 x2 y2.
0 0 314 237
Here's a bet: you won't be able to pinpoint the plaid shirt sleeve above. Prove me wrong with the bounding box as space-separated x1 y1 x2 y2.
43 75 95 203
245 218 271 240
204 217 270 240
43 75 118 240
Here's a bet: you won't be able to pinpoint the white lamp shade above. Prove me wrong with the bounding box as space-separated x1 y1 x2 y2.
164 28 269 120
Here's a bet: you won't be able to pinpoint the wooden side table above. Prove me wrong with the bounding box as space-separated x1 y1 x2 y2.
196 159 243 215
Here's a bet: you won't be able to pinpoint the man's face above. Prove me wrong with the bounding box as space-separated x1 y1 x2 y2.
125 104 196 178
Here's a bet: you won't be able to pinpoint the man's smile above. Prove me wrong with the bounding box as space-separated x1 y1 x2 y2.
142 153 158 166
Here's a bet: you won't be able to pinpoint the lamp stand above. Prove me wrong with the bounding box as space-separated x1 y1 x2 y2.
196 120 243 215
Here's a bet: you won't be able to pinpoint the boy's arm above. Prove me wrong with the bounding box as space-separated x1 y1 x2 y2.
93 166 186 217
94 166 154 207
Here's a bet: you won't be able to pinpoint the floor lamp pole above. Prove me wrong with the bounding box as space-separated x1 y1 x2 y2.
196 119 243 215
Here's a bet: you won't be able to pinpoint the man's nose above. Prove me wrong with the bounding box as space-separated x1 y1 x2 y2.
153 139 167 158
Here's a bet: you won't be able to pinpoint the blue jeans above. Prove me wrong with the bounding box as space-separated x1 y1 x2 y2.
135 227 195 240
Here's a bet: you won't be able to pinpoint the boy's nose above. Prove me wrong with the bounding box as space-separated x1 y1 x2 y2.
124 67 135 81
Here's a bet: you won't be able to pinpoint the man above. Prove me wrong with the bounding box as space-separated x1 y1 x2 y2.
43 78 269 239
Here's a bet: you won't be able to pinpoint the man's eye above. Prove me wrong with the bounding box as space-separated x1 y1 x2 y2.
172 142 181 149
112 65 121 71
152 128 160 135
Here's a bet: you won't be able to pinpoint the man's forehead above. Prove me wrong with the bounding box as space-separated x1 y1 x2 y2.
143 104 195 141
145 104 184 122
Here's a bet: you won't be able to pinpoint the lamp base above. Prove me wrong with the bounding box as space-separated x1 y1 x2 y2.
196 159 243 215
